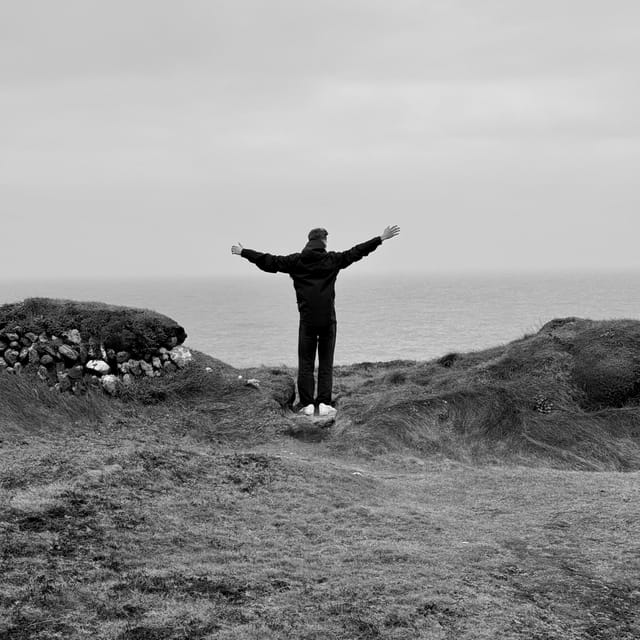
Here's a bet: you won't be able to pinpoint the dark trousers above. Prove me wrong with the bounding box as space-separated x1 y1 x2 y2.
297 321 337 406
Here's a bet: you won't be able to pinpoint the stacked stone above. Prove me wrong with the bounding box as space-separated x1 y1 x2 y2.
0 325 193 395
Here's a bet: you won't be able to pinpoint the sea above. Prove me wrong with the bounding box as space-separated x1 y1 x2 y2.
1 271 639 368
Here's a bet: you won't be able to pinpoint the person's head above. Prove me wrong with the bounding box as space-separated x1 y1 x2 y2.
308 227 328 248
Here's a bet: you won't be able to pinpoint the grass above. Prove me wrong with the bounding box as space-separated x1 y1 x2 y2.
2 428 639 639
327 322 640 470
2 319 640 638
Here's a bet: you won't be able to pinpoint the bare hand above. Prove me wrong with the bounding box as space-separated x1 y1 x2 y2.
380 225 400 241
231 243 244 256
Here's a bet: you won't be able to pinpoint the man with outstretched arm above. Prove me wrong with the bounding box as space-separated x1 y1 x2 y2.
231 225 400 417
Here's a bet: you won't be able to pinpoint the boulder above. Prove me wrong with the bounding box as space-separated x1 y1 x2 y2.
140 360 154 377
101 374 120 395
86 359 111 375
128 360 142 377
170 346 193 368
68 365 84 380
63 329 82 344
43 343 58 358
40 354 54 366
58 344 79 361
4 349 19 366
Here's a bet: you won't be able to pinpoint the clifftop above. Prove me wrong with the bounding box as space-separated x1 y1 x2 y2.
2 311 638 638
1 304 640 470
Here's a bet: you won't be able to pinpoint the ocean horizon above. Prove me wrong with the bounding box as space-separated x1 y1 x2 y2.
1 270 639 368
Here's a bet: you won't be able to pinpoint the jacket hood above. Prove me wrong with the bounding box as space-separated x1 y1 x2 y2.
302 239 327 252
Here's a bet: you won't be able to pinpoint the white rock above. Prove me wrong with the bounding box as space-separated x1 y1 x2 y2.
64 329 82 345
86 359 111 375
140 360 154 376
169 346 193 368
101 374 120 395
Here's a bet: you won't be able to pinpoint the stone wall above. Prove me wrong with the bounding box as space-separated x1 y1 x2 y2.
0 324 193 395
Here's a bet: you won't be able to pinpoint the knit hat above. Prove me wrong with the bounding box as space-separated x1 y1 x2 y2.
308 228 328 241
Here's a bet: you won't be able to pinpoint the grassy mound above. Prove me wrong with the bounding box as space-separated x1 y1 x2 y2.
0 297 187 355
330 318 640 470
0 349 296 446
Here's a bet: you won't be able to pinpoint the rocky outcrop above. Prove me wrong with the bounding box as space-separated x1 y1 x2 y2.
0 298 191 395
0 297 186 357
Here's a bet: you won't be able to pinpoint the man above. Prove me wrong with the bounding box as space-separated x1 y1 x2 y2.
231 225 400 416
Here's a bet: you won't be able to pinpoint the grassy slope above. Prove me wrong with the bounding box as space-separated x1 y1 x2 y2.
2 429 639 639
2 326 640 639
327 318 640 471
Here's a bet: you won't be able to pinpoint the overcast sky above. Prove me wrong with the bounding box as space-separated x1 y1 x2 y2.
1 0 639 279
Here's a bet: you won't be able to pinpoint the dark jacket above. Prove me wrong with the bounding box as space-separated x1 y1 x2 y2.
241 236 382 325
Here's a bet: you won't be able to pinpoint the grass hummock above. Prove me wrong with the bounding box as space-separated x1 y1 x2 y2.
0 297 187 354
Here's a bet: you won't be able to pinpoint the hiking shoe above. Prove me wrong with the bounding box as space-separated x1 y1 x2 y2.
299 404 315 416
318 403 337 416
